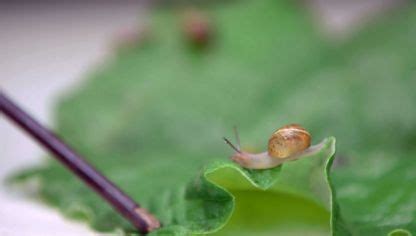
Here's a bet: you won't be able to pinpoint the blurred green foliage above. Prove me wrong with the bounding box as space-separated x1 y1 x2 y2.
12 0 416 235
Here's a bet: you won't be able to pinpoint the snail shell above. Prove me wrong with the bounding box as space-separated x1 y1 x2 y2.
268 124 311 159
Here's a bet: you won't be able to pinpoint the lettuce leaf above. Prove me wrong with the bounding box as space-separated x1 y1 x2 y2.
10 0 416 235
150 138 337 235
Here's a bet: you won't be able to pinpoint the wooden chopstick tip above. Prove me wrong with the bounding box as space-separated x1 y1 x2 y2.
134 207 161 232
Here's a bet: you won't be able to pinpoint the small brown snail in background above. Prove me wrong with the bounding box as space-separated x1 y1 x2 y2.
224 124 315 169
182 8 213 48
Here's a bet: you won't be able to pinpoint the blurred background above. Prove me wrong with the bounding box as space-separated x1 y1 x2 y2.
1 0 414 235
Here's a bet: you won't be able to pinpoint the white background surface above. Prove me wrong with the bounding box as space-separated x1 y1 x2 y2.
0 1 403 235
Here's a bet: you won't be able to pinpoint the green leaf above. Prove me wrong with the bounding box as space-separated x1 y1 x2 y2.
9 0 416 235
334 152 416 235
11 1 338 234
202 138 336 236
327 6 416 235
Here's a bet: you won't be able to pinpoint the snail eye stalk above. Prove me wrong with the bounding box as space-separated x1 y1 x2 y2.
223 137 241 153
233 126 241 150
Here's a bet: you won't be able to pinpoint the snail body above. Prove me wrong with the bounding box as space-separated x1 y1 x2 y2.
224 124 313 169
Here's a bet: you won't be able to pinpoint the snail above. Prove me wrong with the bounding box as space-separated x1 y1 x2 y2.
224 124 318 169
182 8 212 48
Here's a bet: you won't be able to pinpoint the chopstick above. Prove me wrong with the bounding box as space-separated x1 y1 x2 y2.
0 91 160 234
